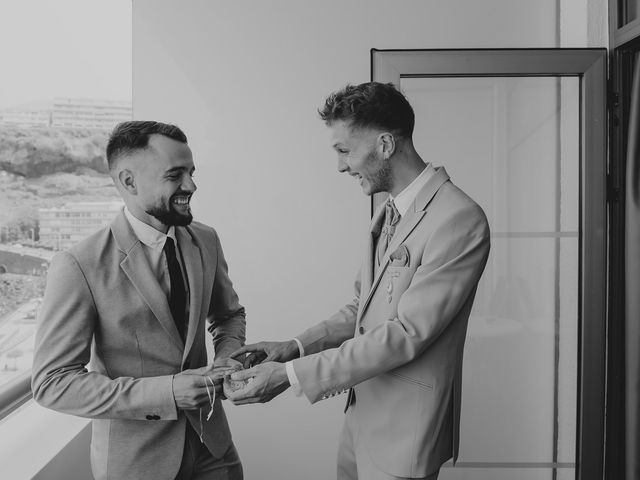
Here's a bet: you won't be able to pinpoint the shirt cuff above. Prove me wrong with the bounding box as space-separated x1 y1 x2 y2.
285 361 299 386
285 361 304 397
292 337 305 358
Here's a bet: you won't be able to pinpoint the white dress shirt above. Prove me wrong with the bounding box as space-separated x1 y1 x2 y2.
391 162 435 216
285 163 436 388
123 207 187 300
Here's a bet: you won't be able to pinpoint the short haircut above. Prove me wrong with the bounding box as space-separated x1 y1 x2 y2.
106 120 188 170
318 82 415 139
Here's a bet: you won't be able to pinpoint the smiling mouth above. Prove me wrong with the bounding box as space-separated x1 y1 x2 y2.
171 194 191 207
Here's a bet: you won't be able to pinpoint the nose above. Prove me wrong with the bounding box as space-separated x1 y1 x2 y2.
182 174 197 193
337 157 348 173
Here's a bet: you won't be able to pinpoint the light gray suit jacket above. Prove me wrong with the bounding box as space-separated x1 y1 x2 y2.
31 211 246 480
292 167 490 477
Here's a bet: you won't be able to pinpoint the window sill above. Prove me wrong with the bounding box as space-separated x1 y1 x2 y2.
0 400 90 479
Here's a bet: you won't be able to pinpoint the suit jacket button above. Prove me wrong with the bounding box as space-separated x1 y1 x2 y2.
358 326 364 334
146 415 153 420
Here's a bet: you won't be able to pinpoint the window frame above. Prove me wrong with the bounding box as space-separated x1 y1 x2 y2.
611 0 640 47
0 372 32 419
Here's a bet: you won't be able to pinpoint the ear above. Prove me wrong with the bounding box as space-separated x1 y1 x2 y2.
117 169 137 195
379 132 396 159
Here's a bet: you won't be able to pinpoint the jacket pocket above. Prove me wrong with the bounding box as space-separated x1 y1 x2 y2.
387 370 434 391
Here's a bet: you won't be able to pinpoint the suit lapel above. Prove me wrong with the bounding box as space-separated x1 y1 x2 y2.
359 167 451 318
177 227 204 361
111 213 184 351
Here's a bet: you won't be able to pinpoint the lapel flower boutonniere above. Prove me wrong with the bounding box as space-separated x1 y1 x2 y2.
389 244 410 267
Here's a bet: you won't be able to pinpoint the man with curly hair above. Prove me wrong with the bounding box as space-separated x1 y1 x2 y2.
230 82 490 480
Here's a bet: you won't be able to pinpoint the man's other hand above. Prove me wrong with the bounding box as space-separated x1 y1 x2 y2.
230 340 299 369
225 362 290 405
172 365 219 410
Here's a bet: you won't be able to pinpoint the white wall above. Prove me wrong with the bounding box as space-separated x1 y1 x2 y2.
132 2 606 479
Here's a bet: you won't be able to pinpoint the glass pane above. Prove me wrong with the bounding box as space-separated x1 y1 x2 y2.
401 76 579 478
619 0 640 27
0 1 132 392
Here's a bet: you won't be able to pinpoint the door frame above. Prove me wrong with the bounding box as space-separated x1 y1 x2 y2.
370 48 607 480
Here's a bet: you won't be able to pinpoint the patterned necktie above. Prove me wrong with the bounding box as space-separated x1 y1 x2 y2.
376 199 401 266
163 237 186 340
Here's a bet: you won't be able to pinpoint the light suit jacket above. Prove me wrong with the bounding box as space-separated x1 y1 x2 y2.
292 167 490 478
31 211 246 480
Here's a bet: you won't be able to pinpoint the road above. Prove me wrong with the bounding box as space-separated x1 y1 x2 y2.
0 245 53 388
0 244 55 262
0 297 41 388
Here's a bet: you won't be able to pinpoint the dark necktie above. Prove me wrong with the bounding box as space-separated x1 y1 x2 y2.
376 199 401 266
163 237 186 340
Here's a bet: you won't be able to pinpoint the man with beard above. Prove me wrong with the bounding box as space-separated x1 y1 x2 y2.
32 121 246 480
227 83 490 480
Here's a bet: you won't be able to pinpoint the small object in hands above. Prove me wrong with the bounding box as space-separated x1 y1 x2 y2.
198 364 243 442
245 351 267 368
223 373 252 397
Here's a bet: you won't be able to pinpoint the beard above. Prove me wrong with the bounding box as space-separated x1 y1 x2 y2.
366 152 393 195
146 197 193 226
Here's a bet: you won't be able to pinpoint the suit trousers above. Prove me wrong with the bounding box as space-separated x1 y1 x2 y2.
337 406 439 480
175 422 243 480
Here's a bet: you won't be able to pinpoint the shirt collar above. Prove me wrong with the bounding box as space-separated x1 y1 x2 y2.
390 163 435 216
124 207 176 250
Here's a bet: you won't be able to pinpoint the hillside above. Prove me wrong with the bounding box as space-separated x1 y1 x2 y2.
0 128 119 231
0 127 109 177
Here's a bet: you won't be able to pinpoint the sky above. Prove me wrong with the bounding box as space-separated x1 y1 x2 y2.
0 0 132 109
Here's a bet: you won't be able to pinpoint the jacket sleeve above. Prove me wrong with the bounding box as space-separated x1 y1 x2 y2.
292 204 490 404
207 230 246 359
31 252 177 420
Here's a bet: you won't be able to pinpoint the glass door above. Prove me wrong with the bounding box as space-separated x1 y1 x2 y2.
371 49 606 480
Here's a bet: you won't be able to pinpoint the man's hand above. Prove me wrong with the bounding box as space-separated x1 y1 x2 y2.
214 357 243 369
230 340 300 369
225 362 290 405
172 365 219 410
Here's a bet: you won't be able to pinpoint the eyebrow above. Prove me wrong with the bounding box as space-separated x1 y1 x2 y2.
165 166 195 175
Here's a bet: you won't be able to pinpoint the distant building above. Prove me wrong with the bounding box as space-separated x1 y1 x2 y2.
51 98 132 130
38 201 123 250
0 98 132 130
0 107 51 128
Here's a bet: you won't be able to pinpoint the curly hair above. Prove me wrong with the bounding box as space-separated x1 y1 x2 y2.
318 82 414 139
106 120 187 170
